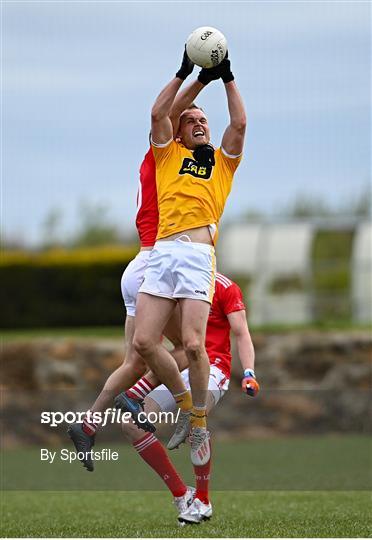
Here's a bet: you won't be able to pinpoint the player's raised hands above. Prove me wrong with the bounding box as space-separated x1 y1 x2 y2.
176 46 195 80
197 52 235 85
241 369 260 397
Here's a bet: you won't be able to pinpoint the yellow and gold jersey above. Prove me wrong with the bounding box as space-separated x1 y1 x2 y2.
151 140 242 243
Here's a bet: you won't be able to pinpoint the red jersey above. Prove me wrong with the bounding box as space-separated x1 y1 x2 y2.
135 148 159 247
206 273 246 378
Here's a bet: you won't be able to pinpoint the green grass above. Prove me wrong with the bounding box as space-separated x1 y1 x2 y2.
2 437 371 491
1 490 371 537
1 322 371 341
0 326 126 341
1 438 371 536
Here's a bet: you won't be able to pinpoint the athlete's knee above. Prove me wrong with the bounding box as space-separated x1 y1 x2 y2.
133 332 156 358
183 336 205 360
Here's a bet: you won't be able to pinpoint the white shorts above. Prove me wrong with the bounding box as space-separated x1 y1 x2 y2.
121 251 151 316
148 365 230 412
139 239 216 303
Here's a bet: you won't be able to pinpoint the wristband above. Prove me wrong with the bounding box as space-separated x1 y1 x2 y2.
244 369 255 378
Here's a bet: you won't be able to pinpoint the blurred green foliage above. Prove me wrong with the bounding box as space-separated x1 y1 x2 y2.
312 229 354 320
0 228 364 328
0 246 138 328
269 275 305 294
1 246 138 266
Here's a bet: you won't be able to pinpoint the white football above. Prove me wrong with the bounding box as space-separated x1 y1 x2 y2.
186 26 227 69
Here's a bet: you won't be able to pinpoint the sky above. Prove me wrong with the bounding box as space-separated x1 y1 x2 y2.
3 0 371 246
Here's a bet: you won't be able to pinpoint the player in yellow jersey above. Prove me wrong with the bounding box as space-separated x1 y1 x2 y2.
133 48 246 467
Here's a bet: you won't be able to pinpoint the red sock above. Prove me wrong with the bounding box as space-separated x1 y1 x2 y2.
126 376 156 401
133 433 187 497
82 410 98 436
194 442 211 504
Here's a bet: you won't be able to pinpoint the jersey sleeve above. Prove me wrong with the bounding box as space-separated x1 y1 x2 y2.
151 138 177 165
217 147 243 175
221 283 246 315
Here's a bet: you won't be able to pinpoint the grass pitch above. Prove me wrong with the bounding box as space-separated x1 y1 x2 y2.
2 321 371 341
1 436 371 536
1 490 371 537
2 437 371 491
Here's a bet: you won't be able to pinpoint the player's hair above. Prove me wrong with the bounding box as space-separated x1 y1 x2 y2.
186 103 204 112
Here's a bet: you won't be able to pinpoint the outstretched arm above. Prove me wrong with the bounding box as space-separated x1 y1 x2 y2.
151 78 184 145
227 310 255 372
221 81 247 156
151 49 194 145
228 310 259 397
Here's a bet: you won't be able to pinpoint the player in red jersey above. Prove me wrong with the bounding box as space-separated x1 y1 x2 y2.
120 273 259 524
135 147 158 248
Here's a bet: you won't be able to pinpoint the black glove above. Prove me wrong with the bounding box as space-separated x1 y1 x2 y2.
220 55 234 83
193 144 215 167
198 63 223 85
198 53 234 85
176 47 194 80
